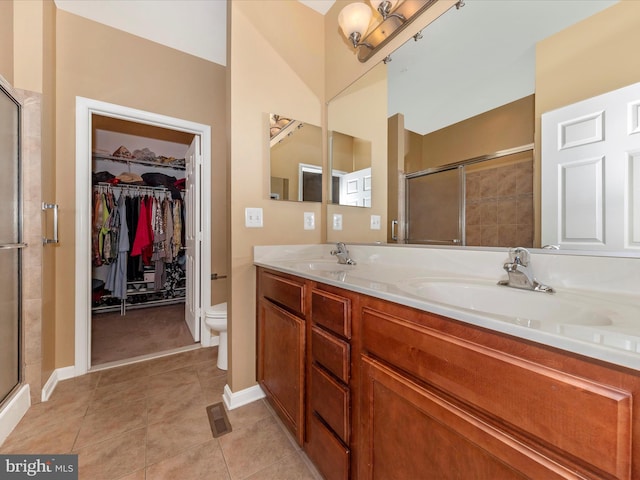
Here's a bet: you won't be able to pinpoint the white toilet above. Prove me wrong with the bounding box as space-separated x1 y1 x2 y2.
204 302 227 370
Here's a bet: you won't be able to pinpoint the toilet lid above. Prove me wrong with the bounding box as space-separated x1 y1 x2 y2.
206 302 227 317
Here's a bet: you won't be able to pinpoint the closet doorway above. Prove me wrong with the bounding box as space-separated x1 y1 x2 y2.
75 98 212 374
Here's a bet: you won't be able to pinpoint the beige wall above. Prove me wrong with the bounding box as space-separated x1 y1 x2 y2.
55 10 227 368
228 0 324 392
0 1 13 84
535 0 640 246
13 1 43 94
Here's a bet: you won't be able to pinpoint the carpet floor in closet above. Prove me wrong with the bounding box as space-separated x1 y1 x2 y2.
92 303 196 365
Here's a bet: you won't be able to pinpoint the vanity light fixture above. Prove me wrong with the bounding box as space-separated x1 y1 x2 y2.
338 0 463 63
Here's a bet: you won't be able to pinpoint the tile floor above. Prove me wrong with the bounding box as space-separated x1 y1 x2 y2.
0 347 321 480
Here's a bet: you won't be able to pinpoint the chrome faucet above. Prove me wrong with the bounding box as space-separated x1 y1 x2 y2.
330 242 356 265
498 247 554 293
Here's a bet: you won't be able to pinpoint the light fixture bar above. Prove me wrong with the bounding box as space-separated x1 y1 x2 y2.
356 0 439 63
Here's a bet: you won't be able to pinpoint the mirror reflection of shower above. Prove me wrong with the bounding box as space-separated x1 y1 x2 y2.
405 147 534 247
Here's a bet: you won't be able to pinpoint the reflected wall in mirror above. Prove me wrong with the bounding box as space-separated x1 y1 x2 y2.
327 0 640 255
327 62 388 211
269 113 322 202
329 130 372 207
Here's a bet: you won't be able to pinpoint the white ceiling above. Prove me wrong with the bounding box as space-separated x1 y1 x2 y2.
298 0 336 15
54 0 228 66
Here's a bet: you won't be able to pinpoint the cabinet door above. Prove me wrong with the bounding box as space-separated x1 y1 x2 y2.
257 298 305 445
358 356 583 480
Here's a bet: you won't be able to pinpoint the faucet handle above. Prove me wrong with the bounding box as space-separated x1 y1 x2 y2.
509 247 530 266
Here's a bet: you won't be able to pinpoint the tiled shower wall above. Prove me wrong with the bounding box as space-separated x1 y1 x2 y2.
20 89 43 405
465 158 533 247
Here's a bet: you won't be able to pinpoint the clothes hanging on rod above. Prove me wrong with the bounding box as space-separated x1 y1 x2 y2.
92 183 185 300
105 194 129 300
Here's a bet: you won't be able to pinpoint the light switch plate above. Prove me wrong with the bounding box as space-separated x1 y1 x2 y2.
245 207 263 228
304 212 315 230
370 215 381 230
333 214 343 230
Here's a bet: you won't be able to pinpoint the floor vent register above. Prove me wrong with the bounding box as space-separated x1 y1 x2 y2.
206 402 232 438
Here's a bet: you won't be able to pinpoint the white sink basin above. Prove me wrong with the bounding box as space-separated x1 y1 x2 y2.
396 278 612 328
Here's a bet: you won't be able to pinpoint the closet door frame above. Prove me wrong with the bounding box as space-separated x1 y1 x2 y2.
74 97 212 375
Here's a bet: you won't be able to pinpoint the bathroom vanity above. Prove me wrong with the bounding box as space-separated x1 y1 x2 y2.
255 245 640 480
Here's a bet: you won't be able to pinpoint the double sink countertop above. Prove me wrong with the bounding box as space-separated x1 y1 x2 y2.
254 243 640 372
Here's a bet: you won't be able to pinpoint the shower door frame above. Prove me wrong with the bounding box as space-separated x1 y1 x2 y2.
0 81 23 407
403 143 534 246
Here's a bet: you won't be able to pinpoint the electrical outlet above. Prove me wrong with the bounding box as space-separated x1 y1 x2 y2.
370 215 381 230
304 212 315 230
333 214 343 230
245 207 263 228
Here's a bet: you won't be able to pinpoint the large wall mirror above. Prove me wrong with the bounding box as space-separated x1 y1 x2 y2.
269 113 323 202
327 0 634 253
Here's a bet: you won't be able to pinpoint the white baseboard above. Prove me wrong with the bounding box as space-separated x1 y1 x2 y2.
0 385 30 446
223 383 265 411
41 366 76 402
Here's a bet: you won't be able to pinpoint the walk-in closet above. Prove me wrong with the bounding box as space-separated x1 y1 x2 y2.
90 115 197 365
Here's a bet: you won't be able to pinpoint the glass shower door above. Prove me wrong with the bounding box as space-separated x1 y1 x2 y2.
406 167 464 245
0 85 22 405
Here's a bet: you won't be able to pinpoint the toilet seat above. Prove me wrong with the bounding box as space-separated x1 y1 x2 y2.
205 302 227 318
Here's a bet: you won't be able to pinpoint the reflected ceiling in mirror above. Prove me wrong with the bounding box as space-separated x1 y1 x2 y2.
387 0 617 136
269 113 322 202
330 130 372 207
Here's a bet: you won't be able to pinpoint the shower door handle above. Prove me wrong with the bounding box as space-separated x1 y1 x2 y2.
0 243 27 249
42 202 59 245
391 220 398 241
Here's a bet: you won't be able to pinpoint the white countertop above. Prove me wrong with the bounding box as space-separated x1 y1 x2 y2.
254 244 640 372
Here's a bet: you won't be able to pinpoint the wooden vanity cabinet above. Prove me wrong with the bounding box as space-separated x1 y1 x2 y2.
357 296 640 480
256 267 640 479
256 268 306 445
305 284 356 480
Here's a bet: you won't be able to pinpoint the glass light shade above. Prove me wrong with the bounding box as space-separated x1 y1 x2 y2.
369 0 399 12
338 3 373 38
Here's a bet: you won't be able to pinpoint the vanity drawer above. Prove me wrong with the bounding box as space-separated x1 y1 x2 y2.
311 289 351 339
306 413 350 480
311 363 350 443
260 270 305 317
312 326 350 383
